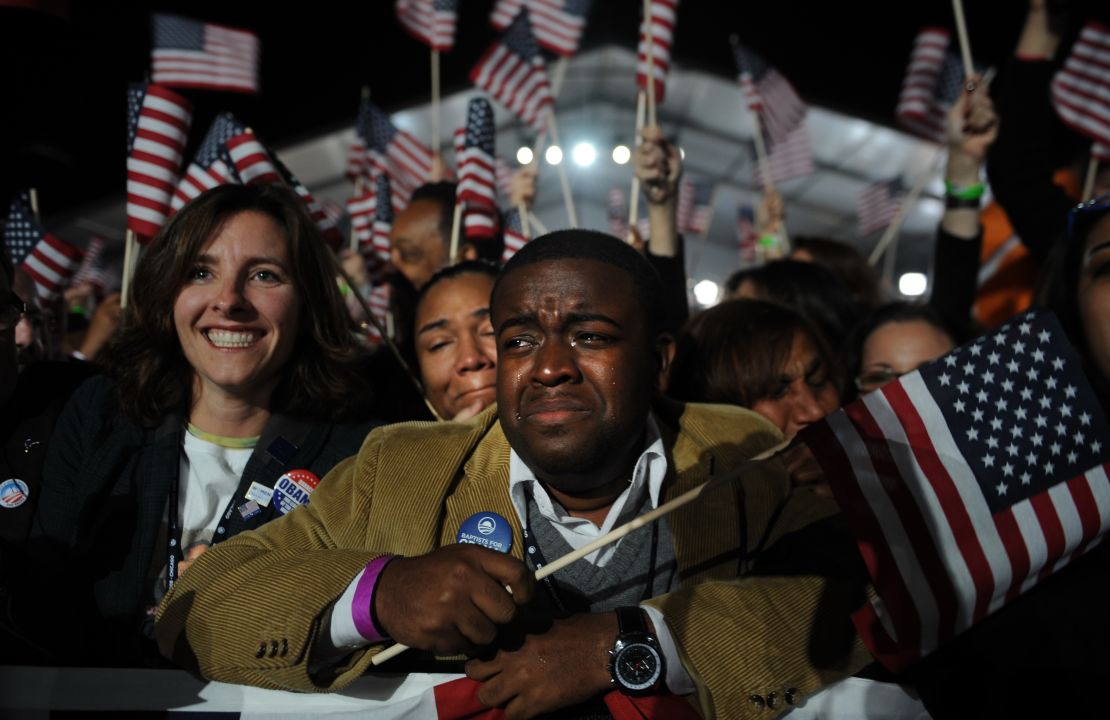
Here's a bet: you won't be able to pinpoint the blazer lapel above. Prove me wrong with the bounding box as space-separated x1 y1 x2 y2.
443 420 525 563
657 406 745 584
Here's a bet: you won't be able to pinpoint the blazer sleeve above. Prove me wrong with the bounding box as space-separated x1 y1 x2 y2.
645 474 872 718
155 432 388 692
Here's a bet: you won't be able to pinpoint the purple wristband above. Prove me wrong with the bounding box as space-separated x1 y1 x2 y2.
352 554 395 643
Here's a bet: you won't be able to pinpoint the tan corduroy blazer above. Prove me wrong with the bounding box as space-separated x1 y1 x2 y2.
157 400 870 718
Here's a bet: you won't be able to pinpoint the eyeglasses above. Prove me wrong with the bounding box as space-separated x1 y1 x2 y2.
1067 194 1110 243
0 292 27 333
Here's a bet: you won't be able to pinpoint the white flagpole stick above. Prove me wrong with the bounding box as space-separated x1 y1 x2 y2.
750 111 775 198
643 0 658 127
448 202 464 264
518 202 532 238
627 90 647 244
528 211 548 236
1082 156 1099 202
545 111 578 228
868 152 943 266
28 188 40 222
371 436 792 666
950 0 975 83
120 230 137 310
431 49 441 154
882 220 899 288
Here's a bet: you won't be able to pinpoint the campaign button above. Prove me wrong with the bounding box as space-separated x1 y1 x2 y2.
0 479 29 509
273 469 321 516
456 512 512 554
245 481 274 507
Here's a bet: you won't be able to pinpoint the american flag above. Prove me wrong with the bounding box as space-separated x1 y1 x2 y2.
347 188 376 259
495 156 515 200
357 99 434 207
489 0 592 58
736 204 757 265
636 0 679 104
70 235 108 291
896 28 966 144
456 98 498 209
733 44 807 147
501 207 529 264
677 176 713 236
801 309 1110 672
126 83 192 241
396 0 458 52
371 171 395 265
857 178 907 237
151 14 259 94
366 282 392 344
607 187 628 239
1051 21 1110 149
346 139 368 186
171 114 241 212
470 8 553 134
753 124 814 188
5 196 83 301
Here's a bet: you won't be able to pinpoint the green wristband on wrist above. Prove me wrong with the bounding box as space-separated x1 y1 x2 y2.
944 180 985 201
757 234 778 248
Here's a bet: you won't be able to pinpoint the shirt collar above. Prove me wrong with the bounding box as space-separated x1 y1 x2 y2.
508 414 667 533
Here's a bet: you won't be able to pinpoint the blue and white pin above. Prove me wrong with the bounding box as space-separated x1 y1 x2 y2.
457 512 512 554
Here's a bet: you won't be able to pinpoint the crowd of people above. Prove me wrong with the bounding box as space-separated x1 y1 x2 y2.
2 2 1110 717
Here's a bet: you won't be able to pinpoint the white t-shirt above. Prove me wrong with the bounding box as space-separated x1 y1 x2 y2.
178 431 254 553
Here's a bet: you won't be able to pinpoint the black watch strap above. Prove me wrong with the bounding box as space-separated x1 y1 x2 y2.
615 606 649 636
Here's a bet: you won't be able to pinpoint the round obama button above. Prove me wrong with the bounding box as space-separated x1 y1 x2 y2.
456 512 512 554
273 469 320 516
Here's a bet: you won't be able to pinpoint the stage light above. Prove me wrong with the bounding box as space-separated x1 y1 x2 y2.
545 145 563 165
899 272 927 297
612 145 631 164
516 146 533 164
693 279 720 307
679 146 686 159
572 142 597 167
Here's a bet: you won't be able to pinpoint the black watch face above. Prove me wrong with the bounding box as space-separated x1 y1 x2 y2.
615 643 662 691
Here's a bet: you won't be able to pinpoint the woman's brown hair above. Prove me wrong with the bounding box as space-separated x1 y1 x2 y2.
105 183 369 425
667 299 835 407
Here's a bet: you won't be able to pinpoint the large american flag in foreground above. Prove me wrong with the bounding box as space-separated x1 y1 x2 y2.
802 309 1110 671
1051 21 1110 149
470 8 553 133
151 14 259 94
126 83 192 240
896 27 965 144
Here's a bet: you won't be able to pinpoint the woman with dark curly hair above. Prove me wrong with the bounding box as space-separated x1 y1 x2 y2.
26 184 379 665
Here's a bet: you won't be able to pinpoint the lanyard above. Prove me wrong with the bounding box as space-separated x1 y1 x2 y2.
522 486 659 613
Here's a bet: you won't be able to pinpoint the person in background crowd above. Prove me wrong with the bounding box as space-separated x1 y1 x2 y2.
726 260 861 374
0 249 96 663
20 184 380 667
667 299 841 440
849 303 959 396
791 236 881 316
413 260 498 422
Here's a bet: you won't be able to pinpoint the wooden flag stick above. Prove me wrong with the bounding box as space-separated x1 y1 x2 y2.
431 49 441 154
448 201 464 264
545 111 578 228
750 110 775 197
1083 156 1100 202
868 152 943 266
28 188 41 222
950 0 975 83
643 0 658 127
627 90 647 244
371 436 793 666
120 230 138 310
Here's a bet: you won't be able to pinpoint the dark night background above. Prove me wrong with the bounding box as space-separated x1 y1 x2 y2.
1 1 1104 225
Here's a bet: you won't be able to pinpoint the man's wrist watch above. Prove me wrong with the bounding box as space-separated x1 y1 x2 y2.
608 606 665 696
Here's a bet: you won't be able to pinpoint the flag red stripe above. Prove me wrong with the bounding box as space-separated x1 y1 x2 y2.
1029 492 1067 584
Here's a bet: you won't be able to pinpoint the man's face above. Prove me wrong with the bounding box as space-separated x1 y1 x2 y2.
493 258 661 493
389 199 448 289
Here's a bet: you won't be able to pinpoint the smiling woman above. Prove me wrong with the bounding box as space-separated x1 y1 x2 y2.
25 184 380 666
